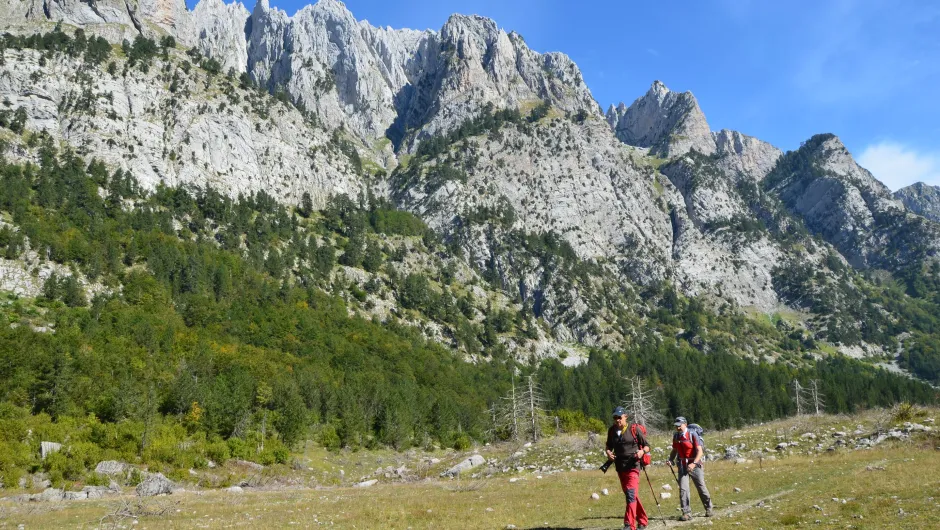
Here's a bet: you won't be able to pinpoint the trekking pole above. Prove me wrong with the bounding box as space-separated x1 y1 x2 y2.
642 465 668 528
667 461 680 485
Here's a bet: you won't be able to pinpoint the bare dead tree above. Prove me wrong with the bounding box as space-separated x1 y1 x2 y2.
792 380 808 416
622 376 665 430
519 375 547 442
489 376 521 441
489 375 547 442
809 379 825 416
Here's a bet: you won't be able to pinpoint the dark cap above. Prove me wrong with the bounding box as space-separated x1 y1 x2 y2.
674 416 687 426
612 406 627 418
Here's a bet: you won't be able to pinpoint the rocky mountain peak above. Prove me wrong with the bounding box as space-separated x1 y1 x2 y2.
713 129 783 181
606 80 716 158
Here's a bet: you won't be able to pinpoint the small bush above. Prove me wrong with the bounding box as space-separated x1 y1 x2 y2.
453 434 472 451
319 424 341 451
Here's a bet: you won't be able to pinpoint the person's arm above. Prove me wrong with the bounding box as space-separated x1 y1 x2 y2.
636 432 650 457
668 447 677 464
605 430 615 461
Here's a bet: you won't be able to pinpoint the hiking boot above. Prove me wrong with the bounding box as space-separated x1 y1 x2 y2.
679 513 692 521
705 507 714 517
638 525 648 530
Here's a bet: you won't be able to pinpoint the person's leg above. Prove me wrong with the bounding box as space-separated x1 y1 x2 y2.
691 467 712 512
635 484 648 527
623 468 642 529
618 470 632 528
679 466 691 516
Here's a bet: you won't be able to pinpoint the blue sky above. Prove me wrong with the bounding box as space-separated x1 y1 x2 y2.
191 0 940 190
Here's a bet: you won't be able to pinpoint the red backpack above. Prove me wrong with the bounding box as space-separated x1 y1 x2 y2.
631 423 652 466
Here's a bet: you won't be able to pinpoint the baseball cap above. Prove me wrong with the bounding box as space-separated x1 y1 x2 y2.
612 406 626 418
674 416 687 426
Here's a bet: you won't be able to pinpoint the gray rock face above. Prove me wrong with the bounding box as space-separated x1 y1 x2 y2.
245 1 598 147
895 182 940 222
0 47 364 209
606 81 716 157
192 0 251 74
136 472 174 496
713 129 782 181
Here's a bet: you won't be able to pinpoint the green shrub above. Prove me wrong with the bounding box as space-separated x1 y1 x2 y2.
453 434 471 451
319 424 341 451
2 466 24 489
206 438 230 464
84 472 109 487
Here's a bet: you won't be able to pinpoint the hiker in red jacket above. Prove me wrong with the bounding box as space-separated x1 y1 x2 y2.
605 407 650 530
669 416 713 521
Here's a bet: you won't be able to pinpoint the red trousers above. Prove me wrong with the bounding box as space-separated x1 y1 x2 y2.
617 468 649 529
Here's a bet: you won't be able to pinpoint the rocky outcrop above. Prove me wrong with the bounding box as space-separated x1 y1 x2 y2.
136 472 174 496
192 0 250 74
713 129 782 181
606 81 715 158
441 454 485 477
895 182 940 223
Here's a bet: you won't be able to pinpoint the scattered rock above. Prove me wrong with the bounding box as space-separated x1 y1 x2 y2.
734 487 741 493
37 488 64 502
136 473 174 497
590 493 600 500
602 488 609 496
354 479 378 488
662 484 672 491
232 459 264 471
225 486 244 493
660 492 672 499
441 455 485 477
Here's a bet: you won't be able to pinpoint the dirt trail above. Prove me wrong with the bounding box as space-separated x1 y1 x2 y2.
557 488 796 530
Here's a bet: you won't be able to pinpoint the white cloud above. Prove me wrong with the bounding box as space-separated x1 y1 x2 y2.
857 142 940 191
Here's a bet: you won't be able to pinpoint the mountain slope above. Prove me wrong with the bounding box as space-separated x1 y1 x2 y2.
764 134 940 269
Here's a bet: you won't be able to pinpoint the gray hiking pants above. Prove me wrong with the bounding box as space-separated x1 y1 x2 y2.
678 466 711 514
